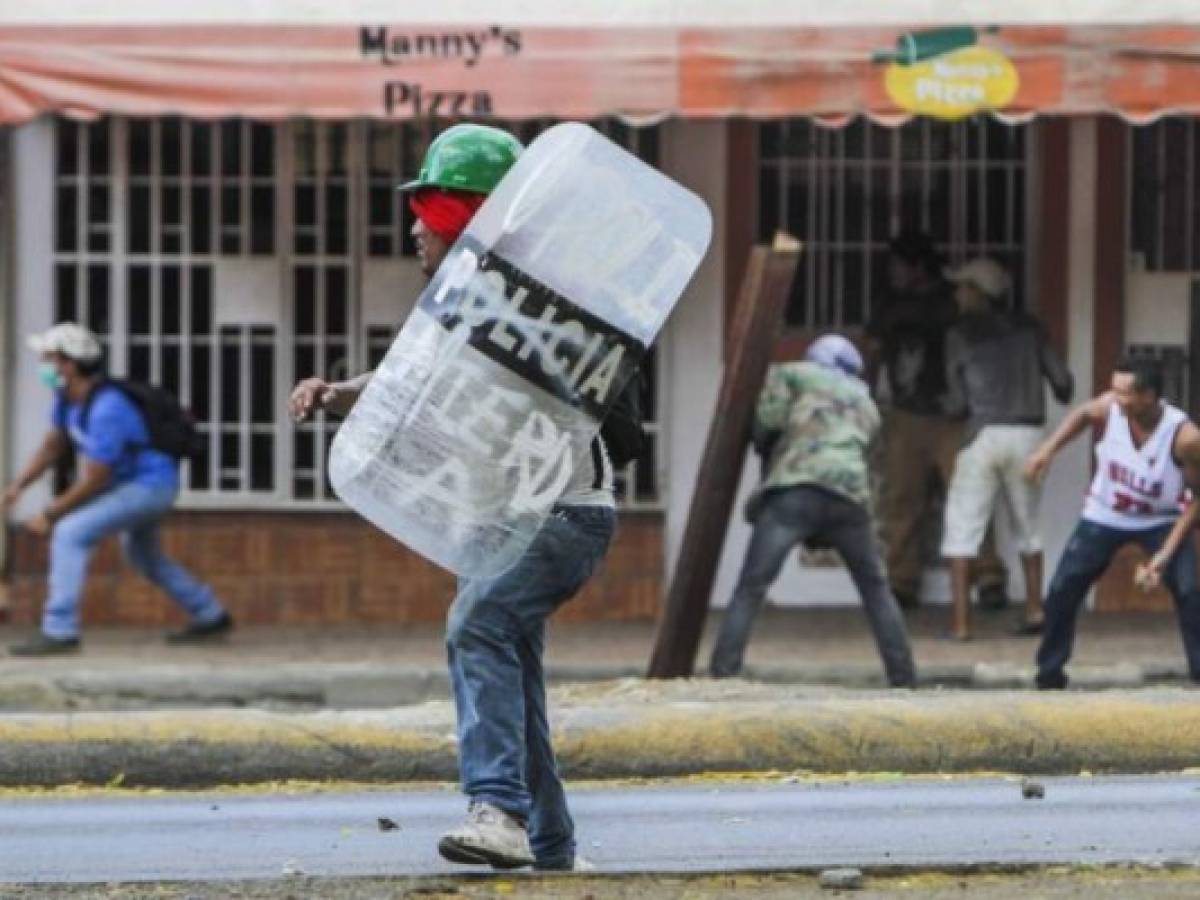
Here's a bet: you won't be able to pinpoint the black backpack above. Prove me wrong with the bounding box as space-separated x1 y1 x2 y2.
80 379 205 460
598 370 648 469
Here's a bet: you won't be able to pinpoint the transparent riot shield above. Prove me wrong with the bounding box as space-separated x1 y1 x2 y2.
329 123 712 576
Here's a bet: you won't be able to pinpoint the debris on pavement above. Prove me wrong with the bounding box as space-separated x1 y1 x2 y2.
818 867 864 890
280 859 304 877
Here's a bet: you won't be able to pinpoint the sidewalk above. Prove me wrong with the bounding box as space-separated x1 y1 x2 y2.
0 606 1193 711
1 607 1198 787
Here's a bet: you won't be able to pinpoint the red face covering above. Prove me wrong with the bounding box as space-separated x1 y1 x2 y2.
409 188 486 246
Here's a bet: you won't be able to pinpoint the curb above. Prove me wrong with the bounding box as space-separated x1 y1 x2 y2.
0 662 1192 712
0 686 1199 787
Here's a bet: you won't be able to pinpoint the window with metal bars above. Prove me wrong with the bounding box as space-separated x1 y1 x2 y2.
127 118 276 497
50 115 665 511
757 116 1030 329
54 119 113 344
1129 117 1200 273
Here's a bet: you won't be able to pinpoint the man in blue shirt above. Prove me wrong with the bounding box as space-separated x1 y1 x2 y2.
2 323 231 655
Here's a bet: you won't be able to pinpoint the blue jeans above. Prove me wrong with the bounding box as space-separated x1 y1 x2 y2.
1036 518 1200 687
44 481 226 640
446 504 615 869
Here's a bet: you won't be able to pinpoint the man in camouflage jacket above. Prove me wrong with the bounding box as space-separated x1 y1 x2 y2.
709 334 916 686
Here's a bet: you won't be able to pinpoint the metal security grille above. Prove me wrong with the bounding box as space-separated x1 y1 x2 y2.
51 116 665 511
364 121 425 259
52 119 115 497
126 119 277 498
54 120 114 347
1129 118 1200 273
290 121 354 502
758 117 1031 328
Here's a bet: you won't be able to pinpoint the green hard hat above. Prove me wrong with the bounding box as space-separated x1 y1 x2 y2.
400 124 523 195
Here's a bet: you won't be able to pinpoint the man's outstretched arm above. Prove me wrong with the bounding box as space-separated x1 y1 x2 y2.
289 371 374 422
1137 421 1200 590
1024 391 1112 483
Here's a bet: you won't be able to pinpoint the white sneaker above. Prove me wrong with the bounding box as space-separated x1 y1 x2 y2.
438 801 535 869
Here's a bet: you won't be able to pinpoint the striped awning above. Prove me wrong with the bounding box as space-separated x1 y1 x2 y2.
6 15 1200 124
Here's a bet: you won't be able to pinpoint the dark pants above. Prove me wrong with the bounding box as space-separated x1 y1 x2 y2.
709 485 916 686
1036 518 1200 688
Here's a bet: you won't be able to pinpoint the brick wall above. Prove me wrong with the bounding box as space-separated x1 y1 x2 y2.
5 511 664 627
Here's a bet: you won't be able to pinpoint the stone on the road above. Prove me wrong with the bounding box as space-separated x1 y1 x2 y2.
818 867 863 890
280 859 305 877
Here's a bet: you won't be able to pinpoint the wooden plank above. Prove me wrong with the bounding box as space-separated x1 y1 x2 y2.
647 238 800 678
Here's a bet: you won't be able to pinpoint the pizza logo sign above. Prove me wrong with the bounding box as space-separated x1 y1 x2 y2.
876 27 1019 121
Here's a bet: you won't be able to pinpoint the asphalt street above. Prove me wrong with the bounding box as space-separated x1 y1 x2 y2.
2 776 1199 884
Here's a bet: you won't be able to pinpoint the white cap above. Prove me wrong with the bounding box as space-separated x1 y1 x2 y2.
945 257 1011 299
27 322 103 364
805 333 864 378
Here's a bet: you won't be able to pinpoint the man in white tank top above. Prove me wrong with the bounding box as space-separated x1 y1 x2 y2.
1024 356 1200 689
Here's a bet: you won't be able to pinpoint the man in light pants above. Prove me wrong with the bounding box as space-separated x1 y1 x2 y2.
940 259 1074 641
3 323 231 655
867 231 1010 611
